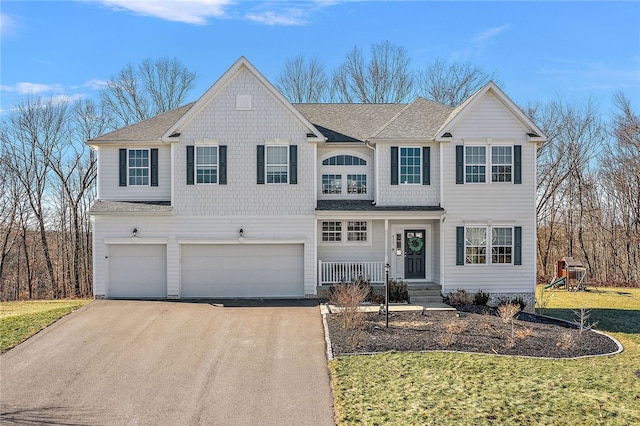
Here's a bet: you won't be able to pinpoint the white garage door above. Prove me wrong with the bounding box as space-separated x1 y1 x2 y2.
108 244 167 298
181 244 304 298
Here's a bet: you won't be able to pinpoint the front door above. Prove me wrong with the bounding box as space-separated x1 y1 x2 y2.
404 229 426 279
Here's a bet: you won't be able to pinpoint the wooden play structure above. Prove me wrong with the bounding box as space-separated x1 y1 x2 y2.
545 256 589 291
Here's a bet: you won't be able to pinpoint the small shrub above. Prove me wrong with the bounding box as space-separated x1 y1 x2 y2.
388 279 409 303
370 292 386 305
446 289 472 306
573 306 599 335
557 331 577 351
498 303 521 346
329 280 370 330
444 320 467 334
498 296 527 311
438 334 456 348
473 290 490 306
515 328 535 340
535 286 553 315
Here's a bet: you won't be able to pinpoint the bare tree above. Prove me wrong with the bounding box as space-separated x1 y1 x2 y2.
1 96 67 297
416 58 499 107
527 97 603 277
331 41 413 103
277 55 328 103
100 57 196 127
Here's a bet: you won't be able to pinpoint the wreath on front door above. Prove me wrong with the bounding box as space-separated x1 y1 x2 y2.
407 236 424 253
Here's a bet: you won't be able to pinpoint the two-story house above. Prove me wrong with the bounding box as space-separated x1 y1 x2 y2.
88 56 546 307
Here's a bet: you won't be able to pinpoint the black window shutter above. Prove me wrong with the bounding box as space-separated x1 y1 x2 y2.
514 226 522 265
390 146 398 185
257 145 265 184
219 145 227 185
289 145 297 184
456 145 464 184
186 145 194 185
514 145 522 184
422 146 431 185
456 226 465 265
119 148 127 187
150 148 158 187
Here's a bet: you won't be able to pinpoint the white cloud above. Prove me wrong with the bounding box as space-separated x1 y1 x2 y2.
472 24 511 45
245 9 307 26
0 82 64 94
99 0 233 25
0 13 18 37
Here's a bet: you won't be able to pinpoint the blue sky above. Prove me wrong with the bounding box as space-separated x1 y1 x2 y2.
1 1 639 117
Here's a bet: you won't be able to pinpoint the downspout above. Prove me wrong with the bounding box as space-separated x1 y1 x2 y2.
365 142 377 204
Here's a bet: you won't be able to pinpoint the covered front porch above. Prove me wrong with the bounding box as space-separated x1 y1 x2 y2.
315 201 445 297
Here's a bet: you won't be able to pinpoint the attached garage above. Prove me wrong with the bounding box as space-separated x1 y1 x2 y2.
108 244 167 298
181 244 304 298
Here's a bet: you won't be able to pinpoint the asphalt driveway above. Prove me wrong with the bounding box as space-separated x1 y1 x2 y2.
0 300 335 425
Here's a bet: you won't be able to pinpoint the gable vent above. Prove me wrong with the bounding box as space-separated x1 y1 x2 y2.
236 94 252 110
169 132 181 138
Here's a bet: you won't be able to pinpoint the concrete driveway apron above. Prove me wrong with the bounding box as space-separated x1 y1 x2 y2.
0 300 335 425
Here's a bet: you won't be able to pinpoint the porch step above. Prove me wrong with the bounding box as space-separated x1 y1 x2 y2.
408 287 444 304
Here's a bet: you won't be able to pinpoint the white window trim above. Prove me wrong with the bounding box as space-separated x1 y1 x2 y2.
463 143 514 184
265 145 289 185
194 144 219 185
464 224 514 265
318 151 370 199
320 220 371 246
399 146 422 185
128 148 150 187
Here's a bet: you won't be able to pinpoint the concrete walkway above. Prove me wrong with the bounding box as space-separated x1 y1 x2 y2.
0 300 335 425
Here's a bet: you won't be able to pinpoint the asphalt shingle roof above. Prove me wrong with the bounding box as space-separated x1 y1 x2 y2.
316 200 443 212
89 200 172 214
89 103 194 142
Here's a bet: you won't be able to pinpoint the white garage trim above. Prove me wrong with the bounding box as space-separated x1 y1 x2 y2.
104 238 168 244
177 237 306 245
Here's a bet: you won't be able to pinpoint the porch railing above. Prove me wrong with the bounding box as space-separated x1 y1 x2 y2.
319 261 385 284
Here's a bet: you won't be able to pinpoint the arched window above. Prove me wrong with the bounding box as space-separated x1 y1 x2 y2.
319 153 370 199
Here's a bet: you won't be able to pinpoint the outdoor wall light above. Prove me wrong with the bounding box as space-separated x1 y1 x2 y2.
239 228 244 238
132 228 138 237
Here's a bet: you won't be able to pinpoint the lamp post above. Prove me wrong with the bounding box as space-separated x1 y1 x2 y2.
384 262 390 328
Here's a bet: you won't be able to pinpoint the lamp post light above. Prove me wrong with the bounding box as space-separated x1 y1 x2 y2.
384 262 390 328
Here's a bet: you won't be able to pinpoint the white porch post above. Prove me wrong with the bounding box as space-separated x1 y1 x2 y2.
384 219 389 265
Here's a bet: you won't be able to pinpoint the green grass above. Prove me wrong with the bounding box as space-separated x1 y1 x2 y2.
329 287 640 425
0 299 91 353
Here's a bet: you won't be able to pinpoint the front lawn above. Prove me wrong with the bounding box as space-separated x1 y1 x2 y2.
329 287 640 425
0 299 91 353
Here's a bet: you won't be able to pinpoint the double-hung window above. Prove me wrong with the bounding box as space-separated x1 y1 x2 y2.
491 146 512 182
321 220 368 243
321 221 342 242
196 146 218 184
266 146 288 184
128 149 150 186
465 146 486 183
460 226 517 265
459 145 517 184
400 147 421 184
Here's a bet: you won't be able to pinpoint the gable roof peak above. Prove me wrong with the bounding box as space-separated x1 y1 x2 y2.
162 56 325 141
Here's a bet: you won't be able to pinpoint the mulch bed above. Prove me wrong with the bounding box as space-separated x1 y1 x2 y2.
325 308 621 358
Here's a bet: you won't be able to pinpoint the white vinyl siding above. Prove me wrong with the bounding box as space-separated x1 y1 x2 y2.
96 146 171 202
441 91 537 294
